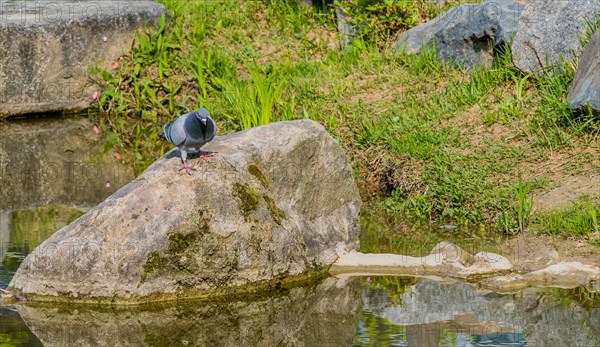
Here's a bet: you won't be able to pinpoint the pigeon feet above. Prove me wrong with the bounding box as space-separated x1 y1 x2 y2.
193 150 216 160
178 160 196 175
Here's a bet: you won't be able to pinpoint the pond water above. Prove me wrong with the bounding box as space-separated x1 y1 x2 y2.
1 239 599 346
0 117 599 346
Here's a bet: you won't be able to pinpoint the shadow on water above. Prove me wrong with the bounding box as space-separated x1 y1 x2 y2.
1 117 599 346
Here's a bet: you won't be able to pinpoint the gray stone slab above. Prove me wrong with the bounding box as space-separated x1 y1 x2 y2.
511 0 600 74
0 1 168 118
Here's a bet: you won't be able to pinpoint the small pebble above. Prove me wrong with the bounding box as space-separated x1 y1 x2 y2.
102 36 108 42
113 62 119 70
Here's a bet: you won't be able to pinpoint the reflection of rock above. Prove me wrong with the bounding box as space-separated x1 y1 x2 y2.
372 279 520 332
517 289 600 346
0 211 9 265
0 1 168 117
361 277 600 346
17 278 361 347
8 120 361 304
332 241 512 278
0 117 134 211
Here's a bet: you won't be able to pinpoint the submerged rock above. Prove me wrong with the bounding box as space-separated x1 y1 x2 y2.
0 1 168 118
511 0 600 74
394 0 523 70
568 29 600 114
7 120 361 304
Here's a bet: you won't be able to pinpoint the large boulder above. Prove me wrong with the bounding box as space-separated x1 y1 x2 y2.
0 1 168 118
568 29 600 114
511 0 600 74
7 120 361 304
394 0 523 70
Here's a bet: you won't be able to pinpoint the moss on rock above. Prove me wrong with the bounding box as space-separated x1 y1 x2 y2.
167 232 198 253
232 182 259 220
247 163 271 188
263 194 287 225
141 230 201 283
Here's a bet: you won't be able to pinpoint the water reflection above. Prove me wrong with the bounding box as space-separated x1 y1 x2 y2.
0 205 85 269
0 307 43 347
0 116 134 212
354 277 599 347
356 278 526 346
14 277 361 347
0 239 599 346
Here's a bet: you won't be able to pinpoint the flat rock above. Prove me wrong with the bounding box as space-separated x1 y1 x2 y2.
511 0 600 74
394 0 523 70
0 1 168 118
482 261 600 292
7 120 361 304
568 29 600 114
330 241 513 278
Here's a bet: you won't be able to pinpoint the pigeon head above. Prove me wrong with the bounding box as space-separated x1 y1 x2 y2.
195 108 209 124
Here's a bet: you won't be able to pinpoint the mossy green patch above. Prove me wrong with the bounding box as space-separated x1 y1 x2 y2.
232 182 260 220
141 230 203 284
248 163 271 188
143 251 165 274
263 194 287 225
167 232 198 253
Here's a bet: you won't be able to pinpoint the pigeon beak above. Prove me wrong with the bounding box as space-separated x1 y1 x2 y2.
159 133 165 140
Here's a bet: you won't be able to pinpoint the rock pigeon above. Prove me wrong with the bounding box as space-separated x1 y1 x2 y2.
161 108 217 174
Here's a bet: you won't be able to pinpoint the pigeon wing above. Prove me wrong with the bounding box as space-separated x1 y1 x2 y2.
164 115 187 147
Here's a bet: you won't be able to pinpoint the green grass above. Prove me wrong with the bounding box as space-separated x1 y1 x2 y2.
531 197 600 237
93 0 600 237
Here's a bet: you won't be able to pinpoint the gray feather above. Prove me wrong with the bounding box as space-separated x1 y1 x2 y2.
163 108 217 162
